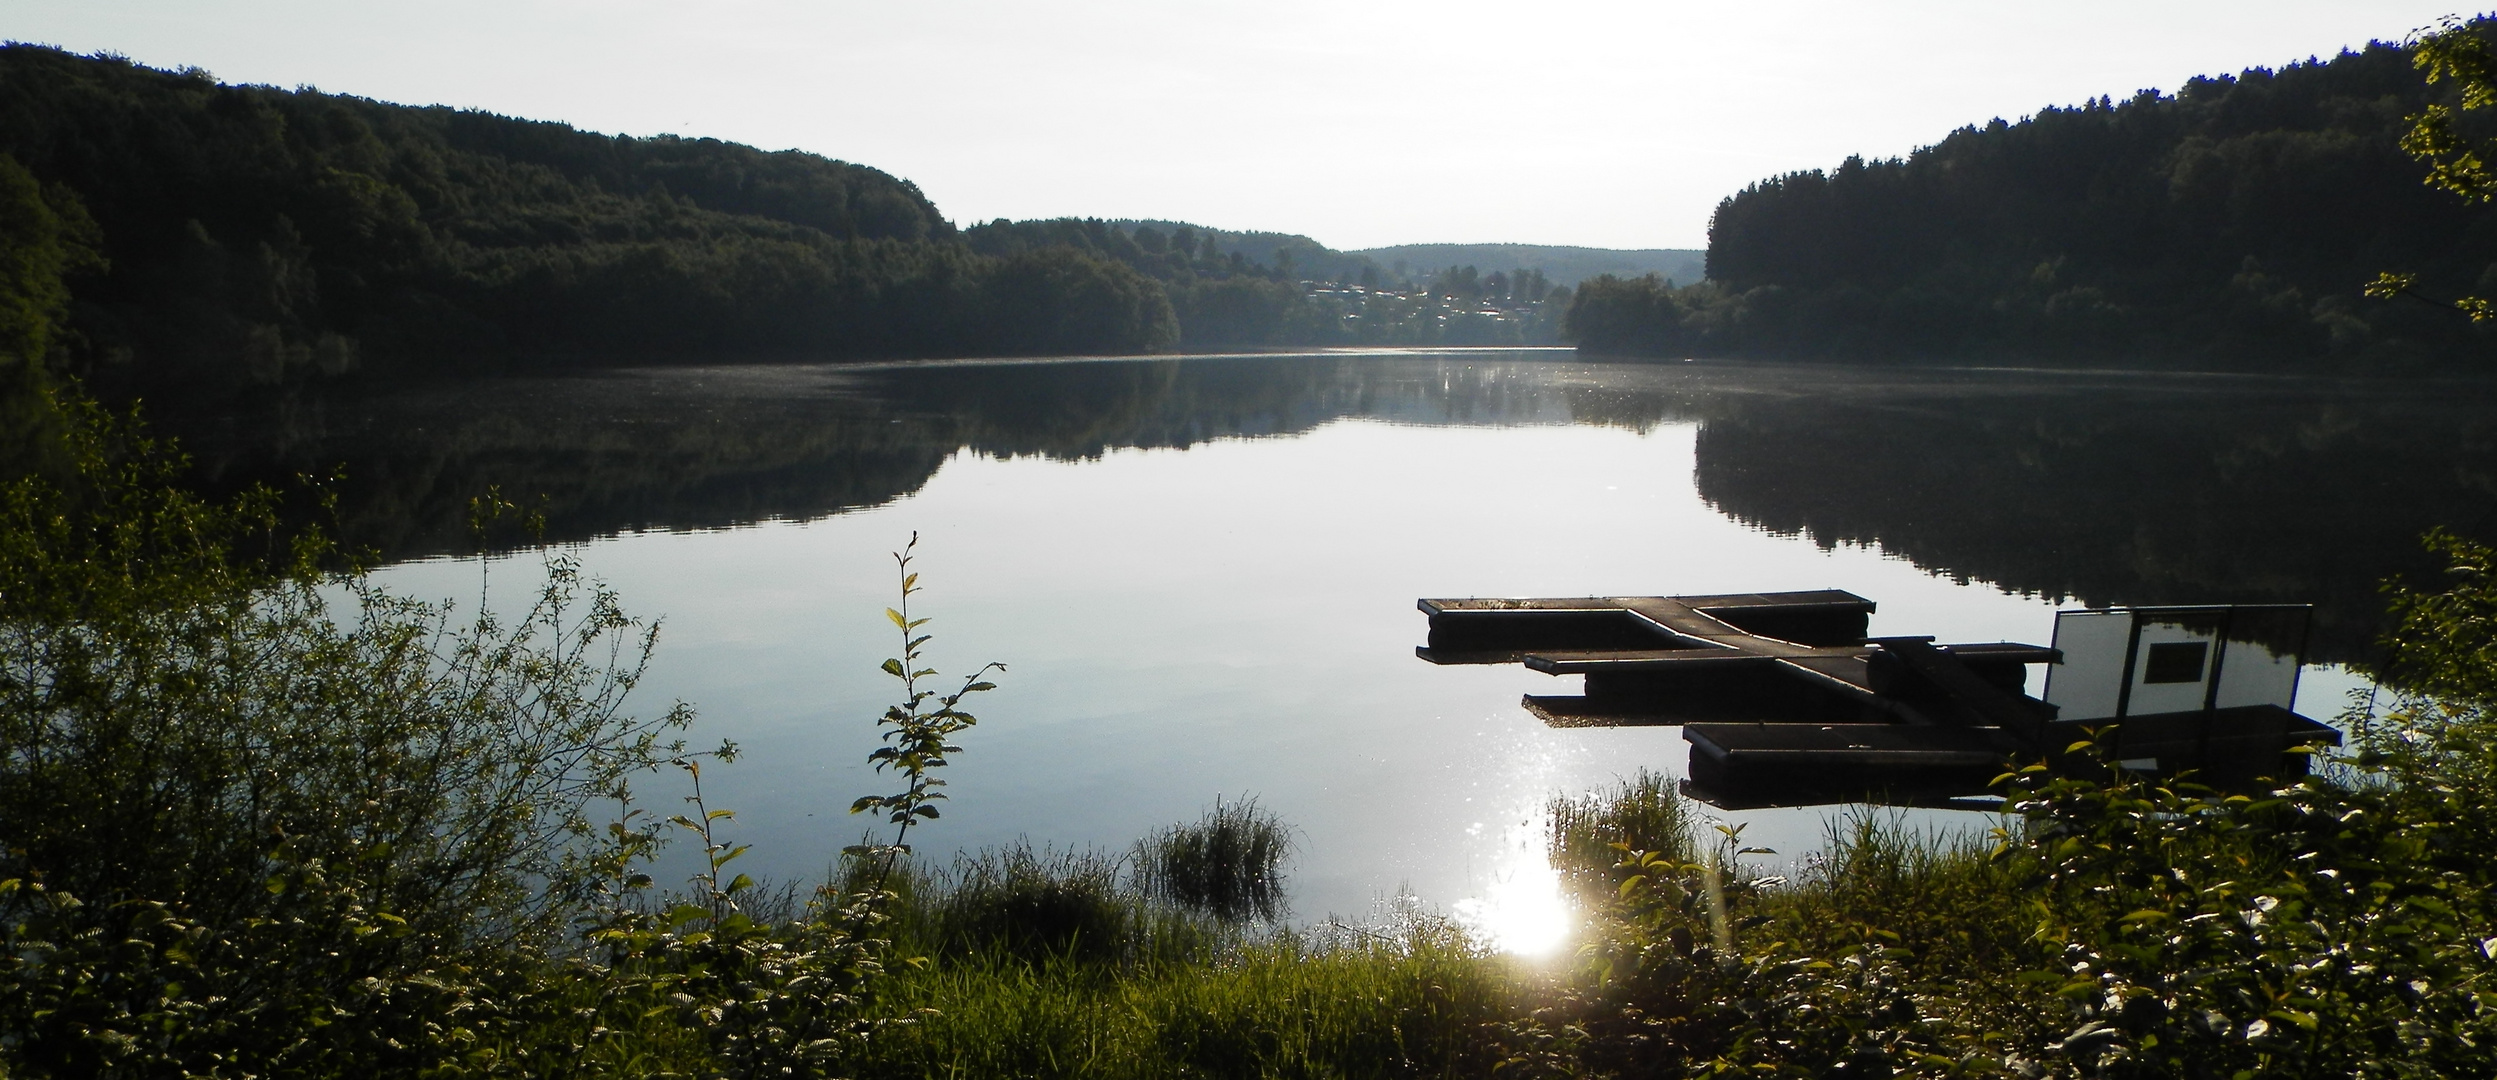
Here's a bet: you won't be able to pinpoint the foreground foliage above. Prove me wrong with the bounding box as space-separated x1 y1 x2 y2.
0 394 696 1073
848 924 1512 1080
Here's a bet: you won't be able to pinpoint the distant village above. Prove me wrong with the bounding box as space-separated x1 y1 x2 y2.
1296 265 1573 346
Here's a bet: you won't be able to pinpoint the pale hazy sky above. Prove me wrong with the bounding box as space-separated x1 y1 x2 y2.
9 2 2478 250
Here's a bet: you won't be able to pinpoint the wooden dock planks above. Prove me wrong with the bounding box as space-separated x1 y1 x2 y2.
1417 589 2338 808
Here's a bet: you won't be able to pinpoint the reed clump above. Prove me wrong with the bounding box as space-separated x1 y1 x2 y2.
1761 809 2029 982
1547 767 1697 890
1131 795 1294 923
854 841 1222 966
834 797 1296 970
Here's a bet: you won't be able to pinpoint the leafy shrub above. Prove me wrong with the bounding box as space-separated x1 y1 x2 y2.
0 392 694 1075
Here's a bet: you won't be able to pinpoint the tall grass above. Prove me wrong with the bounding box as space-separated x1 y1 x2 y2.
917 842 1230 965
1546 768 1697 891
835 828 1258 968
840 780 2041 1077
845 921 1516 1080
1131 796 1294 922
929 843 1137 961
576 765 2497 1077
1757 810 2032 989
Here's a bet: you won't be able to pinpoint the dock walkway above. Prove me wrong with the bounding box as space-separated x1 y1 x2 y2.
1417 590 2337 808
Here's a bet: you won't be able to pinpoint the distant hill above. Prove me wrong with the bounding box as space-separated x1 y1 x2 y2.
1351 244 1707 288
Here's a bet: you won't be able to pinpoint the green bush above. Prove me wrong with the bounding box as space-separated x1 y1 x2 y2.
0 393 698 1075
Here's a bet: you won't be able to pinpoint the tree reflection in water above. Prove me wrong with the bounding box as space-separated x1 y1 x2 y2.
163 352 2497 663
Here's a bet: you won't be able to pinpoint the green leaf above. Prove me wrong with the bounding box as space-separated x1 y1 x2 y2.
886 607 908 629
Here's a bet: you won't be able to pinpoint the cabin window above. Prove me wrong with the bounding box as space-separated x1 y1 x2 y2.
2141 641 2208 684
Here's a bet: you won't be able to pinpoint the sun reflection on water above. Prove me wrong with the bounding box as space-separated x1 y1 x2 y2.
1444 733 1592 957
1454 854 1574 956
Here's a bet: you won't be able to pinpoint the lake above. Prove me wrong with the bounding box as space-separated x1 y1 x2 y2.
182 348 2497 951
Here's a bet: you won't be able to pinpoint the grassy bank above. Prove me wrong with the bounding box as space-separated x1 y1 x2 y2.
849 929 1510 1078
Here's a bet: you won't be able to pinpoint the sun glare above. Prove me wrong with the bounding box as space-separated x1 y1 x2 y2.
1455 855 1573 957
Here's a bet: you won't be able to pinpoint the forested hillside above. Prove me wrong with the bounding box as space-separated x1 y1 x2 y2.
969 218 1331 347
1107 220 1376 283
1570 28 2497 369
0 46 1175 407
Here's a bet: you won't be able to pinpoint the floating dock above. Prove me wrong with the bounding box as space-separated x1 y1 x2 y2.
1417 591 2339 809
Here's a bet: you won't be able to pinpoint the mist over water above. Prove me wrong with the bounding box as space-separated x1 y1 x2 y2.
190 351 2496 934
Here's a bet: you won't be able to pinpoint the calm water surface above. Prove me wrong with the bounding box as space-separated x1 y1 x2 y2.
209 350 2497 951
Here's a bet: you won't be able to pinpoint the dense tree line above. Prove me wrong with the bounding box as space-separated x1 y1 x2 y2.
0 46 1175 408
968 217 1328 347
1570 26 2497 368
1105 219 1382 286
